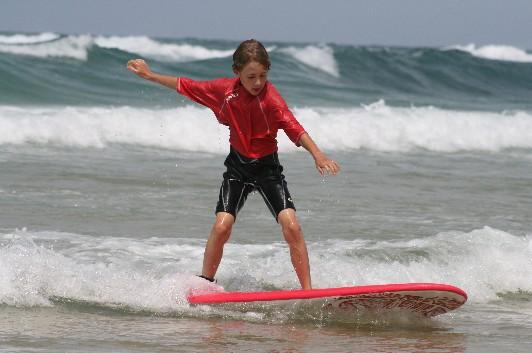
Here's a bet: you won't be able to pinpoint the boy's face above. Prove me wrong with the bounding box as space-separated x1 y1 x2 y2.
234 61 268 96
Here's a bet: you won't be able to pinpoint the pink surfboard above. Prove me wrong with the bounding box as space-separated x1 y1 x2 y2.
188 282 467 317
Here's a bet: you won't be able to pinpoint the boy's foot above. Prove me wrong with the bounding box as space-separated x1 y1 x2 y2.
189 275 225 296
197 274 216 283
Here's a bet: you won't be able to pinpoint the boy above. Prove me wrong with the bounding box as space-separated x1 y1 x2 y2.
127 39 340 289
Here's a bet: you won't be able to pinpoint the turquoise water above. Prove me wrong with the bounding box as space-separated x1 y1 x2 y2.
1 32 532 352
1 32 532 110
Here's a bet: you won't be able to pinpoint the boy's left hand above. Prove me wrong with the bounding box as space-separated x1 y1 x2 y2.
315 155 340 176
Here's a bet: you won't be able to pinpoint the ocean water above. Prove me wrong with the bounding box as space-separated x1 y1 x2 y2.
1 32 532 353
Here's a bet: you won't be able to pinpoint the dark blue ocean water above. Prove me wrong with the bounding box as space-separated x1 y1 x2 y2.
1 32 532 111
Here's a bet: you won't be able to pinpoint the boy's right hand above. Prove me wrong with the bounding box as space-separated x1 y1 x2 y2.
127 59 152 80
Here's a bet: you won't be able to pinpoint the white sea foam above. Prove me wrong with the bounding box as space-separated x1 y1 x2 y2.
0 33 233 62
0 226 530 309
310 227 532 303
298 100 532 152
446 44 532 63
0 232 197 309
94 35 234 62
1 102 532 153
0 32 59 44
279 45 339 77
0 105 225 151
0 34 92 60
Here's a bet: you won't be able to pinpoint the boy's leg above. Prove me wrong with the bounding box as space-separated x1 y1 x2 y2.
202 212 235 280
277 208 312 290
204 171 253 280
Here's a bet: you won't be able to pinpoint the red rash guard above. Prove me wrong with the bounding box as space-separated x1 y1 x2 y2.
176 77 306 158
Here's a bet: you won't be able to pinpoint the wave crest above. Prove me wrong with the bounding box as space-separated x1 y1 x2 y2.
0 34 92 60
279 45 339 77
1 226 530 308
0 32 60 44
0 33 234 62
446 44 532 63
1 102 532 153
94 35 234 62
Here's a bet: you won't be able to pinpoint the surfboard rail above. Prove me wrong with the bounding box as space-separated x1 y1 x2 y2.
187 282 467 305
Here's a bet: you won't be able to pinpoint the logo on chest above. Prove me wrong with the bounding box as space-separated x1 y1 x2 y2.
225 92 239 103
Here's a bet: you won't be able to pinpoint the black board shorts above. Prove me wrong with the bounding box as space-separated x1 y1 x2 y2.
215 147 295 221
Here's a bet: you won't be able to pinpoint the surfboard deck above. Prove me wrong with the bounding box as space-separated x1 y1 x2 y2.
187 282 467 317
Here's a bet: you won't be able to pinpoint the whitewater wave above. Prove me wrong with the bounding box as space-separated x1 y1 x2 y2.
0 32 60 44
301 100 532 152
0 226 530 310
1 102 532 153
0 105 223 150
446 44 532 63
279 44 339 77
0 231 198 309
0 34 92 60
311 226 532 304
94 35 234 62
0 32 341 73
0 33 234 62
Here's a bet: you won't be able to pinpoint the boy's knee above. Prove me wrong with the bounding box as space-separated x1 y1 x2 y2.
212 212 234 234
282 221 300 234
282 221 302 244
212 220 233 243
214 221 232 234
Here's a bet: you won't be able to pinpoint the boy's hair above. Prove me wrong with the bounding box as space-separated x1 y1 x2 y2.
232 39 271 72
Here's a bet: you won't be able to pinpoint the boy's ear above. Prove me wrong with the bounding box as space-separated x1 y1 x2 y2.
232 64 241 76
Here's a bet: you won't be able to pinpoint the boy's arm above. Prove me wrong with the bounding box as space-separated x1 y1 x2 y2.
127 59 177 90
298 133 340 176
127 58 223 112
